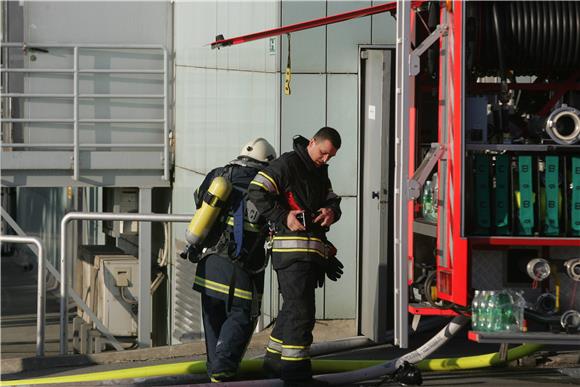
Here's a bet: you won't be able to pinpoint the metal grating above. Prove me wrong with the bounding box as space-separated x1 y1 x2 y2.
171 254 202 344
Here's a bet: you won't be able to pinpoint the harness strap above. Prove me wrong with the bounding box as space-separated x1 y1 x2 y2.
233 192 245 257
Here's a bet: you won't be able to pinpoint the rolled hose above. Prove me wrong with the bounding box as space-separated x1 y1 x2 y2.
0 341 542 386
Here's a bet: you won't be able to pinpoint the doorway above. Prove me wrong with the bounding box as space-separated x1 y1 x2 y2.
358 48 395 342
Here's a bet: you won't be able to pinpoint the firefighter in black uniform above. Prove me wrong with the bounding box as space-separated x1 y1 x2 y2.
188 138 277 383
248 127 344 387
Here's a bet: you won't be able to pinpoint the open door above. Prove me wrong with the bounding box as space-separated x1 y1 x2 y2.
358 48 395 342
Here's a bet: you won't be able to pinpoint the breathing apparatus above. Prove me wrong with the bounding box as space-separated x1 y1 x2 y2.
179 138 277 263
180 176 232 262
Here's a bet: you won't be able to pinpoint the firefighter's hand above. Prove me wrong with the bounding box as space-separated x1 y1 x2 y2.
325 256 344 282
287 210 306 231
314 207 335 227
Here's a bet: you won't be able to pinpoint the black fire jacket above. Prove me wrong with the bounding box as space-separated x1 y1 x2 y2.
247 136 342 269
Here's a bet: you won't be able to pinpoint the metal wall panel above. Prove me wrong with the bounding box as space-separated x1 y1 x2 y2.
25 2 171 45
371 1 397 44
174 1 218 68
216 1 279 72
281 0 326 73
280 74 326 152
327 74 358 196
324 196 357 318
327 1 371 73
173 1 280 340
175 67 279 174
175 66 217 175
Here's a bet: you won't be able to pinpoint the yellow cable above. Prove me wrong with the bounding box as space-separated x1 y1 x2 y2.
1 344 542 386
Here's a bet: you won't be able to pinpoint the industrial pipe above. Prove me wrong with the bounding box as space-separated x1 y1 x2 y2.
545 105 580 145
59 212 193 355
0 235 45 356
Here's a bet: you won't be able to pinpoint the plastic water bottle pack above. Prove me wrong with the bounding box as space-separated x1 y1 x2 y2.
471 289 525 332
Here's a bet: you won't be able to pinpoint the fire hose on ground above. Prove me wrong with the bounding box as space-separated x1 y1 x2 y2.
0 316 544 386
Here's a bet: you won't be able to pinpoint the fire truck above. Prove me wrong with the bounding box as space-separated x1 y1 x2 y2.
212 0 580 348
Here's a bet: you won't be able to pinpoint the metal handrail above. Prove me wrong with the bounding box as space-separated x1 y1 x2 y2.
0 235 45 356
59 212 193 355
1 43 170 181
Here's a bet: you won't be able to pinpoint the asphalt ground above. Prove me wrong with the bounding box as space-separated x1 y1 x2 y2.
2 254 579 386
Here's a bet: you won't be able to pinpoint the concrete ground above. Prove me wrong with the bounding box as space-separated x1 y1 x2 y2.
1 253 579 386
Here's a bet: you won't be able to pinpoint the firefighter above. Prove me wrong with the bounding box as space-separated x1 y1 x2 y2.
189 138 277 383
248 127 344 387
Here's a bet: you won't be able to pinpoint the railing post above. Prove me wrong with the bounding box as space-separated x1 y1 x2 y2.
0 235 45 356
163 47 169 181
73 46 79 180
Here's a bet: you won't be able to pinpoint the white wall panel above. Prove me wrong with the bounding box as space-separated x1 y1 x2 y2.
327 1 371 73
215 1 279 72
176 67 278 172
213 70 279 166
25 1 171 46
281 74 326 153
371 1 397 45
324 196 357 318
174 1 217 68
175 66 216 175
281 0 326 73
327 74 358 196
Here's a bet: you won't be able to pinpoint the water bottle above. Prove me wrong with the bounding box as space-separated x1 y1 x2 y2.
471 290 482 331
512 290 526 332
479 290 490 331
495 290 513 331
486 291 499 332
432 173 439 219
422 180 435 222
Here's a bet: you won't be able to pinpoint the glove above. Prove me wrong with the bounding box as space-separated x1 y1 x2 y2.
325 255 344 282
316 266 326 288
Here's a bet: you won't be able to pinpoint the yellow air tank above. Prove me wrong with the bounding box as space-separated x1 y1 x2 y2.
186 176 232 248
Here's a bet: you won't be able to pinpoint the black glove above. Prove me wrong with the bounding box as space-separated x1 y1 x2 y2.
316 266 325 288
325 255 344 282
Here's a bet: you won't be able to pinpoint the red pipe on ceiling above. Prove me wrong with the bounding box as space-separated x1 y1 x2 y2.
210 1 426 49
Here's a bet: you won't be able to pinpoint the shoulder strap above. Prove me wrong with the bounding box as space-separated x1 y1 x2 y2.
232 190 245 257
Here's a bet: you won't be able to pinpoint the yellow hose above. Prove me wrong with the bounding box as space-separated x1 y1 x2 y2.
418 343 543 370
0 344 542 386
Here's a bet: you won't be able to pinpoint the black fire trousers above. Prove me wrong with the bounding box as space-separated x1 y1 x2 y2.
201 293 254 382
264 261 318 382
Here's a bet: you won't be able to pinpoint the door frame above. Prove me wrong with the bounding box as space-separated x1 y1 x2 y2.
357 45 396 342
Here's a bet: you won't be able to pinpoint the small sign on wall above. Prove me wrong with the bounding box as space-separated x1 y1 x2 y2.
368 105 376 120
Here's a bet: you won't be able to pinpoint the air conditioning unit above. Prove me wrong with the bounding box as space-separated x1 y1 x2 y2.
77 246 139 336
95 255 139 336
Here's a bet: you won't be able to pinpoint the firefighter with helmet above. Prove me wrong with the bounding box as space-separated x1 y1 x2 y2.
248 127 344 387
184 137 276 383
